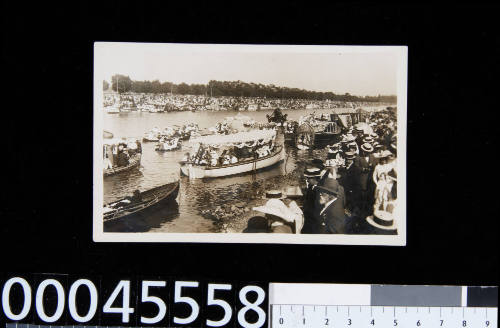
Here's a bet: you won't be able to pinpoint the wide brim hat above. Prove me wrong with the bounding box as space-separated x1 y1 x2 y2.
253 199 295 223
361 143 374 153
366 210 398 231
304 167 322 177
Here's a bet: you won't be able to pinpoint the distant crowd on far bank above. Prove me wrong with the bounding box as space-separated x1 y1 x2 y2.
103 92 395 113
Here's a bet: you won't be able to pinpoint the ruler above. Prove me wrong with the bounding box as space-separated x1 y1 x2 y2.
270 305 497 328
269 284 498 328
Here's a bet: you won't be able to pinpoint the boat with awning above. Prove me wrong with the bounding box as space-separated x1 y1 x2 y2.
180 129 284 179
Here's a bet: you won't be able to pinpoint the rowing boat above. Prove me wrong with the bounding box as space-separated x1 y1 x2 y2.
103 153 141 177
103 181 180 222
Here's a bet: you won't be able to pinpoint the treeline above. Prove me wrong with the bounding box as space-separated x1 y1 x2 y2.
106 74 397 103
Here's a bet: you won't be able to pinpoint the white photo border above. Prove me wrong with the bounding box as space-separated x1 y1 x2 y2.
93 43 408 245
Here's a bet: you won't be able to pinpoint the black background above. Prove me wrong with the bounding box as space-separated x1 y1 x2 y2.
1 1 498 297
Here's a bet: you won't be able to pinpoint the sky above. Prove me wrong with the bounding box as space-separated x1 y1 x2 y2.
95 43 405 96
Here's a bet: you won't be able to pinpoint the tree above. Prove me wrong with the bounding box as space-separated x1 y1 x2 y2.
103 80 109 91
111 74 132 93
177 83 191 95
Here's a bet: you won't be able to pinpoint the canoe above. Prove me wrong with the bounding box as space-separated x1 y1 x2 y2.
103 181 180 222
180 145 284 179
104 153 141 177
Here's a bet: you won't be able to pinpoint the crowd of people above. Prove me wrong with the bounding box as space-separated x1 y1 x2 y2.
242 108 398 235
301 109 398 234
104 92 393 112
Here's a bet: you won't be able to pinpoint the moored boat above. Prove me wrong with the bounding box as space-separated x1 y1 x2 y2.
181 145 284 178
105 105 120 114
103 138 142 177
180 129 284 179
103 181 180 222
104 153 141 177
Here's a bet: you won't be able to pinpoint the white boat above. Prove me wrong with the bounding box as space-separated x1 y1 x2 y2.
180 129 283 179
181 145 284 178
155 138 181 151
105 105 120 114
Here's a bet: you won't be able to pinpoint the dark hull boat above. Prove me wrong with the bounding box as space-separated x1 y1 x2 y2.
103 181 180 223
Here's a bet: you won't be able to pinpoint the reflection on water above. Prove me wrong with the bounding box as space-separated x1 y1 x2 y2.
102 107 383 233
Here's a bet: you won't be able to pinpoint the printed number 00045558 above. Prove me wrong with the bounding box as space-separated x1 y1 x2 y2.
1 277 266 328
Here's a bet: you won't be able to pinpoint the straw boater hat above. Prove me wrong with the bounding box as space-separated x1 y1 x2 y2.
253 199 296 223
361 143 374 153
344 151 356 160
348 142 358 150
363 136 374 144
304 167 322 178
264 190 286 199
366 210 397 231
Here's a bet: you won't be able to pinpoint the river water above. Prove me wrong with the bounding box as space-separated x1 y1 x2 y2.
102 107 384 233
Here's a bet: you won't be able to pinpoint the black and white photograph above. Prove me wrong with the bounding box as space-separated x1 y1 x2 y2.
93 43 407 244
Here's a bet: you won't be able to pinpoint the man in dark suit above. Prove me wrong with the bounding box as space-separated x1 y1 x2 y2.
301 167 322 233
313 178 347 234
351 149 371 215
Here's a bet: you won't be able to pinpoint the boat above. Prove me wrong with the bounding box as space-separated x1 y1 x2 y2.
155 138 181 151
103 181 180 222
297 113 343 147
295 122 315 149
267 107 287 126
143 128 162 142
103 138 142 177
143 132 160 142
103 130 114 139
104 153 141 177
105 105 120 114
180 129 284 179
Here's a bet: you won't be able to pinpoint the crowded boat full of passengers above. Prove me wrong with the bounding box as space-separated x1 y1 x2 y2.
103 138 142 177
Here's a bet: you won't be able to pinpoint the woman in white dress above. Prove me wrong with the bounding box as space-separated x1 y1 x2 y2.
372 153 394 212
